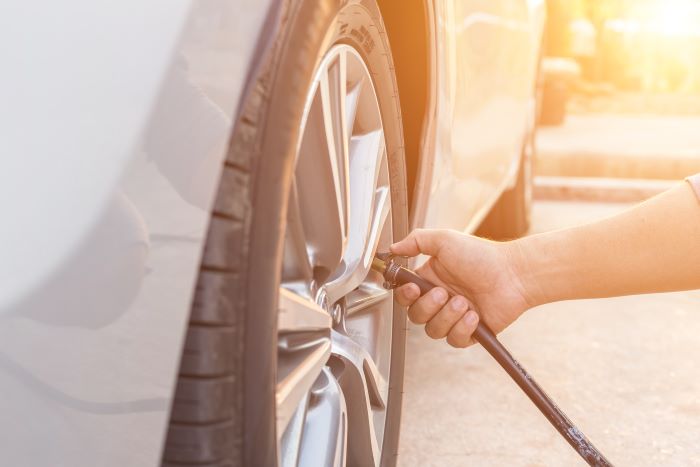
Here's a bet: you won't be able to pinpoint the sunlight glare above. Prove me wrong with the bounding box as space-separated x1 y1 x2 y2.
649 0 698 36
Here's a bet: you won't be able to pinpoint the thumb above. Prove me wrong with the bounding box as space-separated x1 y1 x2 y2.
390 229 449 257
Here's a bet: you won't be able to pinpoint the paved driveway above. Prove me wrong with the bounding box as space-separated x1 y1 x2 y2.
398 200 700 466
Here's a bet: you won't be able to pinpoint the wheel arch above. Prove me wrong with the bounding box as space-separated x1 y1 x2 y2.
376 0 433 216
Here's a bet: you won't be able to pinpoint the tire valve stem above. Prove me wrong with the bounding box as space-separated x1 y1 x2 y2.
371 254 399 290
371 253 614 467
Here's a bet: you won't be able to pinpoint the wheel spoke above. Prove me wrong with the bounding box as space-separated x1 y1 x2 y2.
331 331 387 411
323 186 390 305
330 330 387 466
282 181 313 283
365 184 391 266
323 131 389 304
294 66 349 277
279 391 309 467
296 368 348 467
319 57 349 250
345 283 392 317
276 331 331 438
327 49 350 211
277 288 333 436
278 288 331 333
342 281 394 406
345 77 364 136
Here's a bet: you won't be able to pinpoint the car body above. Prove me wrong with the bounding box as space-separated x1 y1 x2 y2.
0 0 544 465
412 0 545 233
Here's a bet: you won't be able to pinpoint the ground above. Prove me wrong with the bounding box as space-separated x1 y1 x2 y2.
536 114 700 179
398 199 700 467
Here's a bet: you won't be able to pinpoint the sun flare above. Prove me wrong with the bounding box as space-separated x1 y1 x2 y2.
647 0 699 36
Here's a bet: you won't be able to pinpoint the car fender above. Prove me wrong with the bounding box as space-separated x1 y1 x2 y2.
0 0 273 465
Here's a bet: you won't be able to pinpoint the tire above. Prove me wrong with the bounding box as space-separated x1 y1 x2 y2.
161 0 408 465
476 132 533 241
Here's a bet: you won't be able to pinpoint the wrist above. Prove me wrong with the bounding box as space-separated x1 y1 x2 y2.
502 237 548 308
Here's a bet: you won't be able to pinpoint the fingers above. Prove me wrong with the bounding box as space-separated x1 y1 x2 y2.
390 229 451 257
394 283 420 307
424 295 472 340
399 284 480 348
446 310 480 348
406 287 449 324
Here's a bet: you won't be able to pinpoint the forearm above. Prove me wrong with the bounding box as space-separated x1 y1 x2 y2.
513 182 700 306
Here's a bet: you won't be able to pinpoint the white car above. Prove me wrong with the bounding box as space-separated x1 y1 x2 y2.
1 0 544 465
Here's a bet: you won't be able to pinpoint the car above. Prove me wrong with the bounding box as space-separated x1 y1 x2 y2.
1 0 544 465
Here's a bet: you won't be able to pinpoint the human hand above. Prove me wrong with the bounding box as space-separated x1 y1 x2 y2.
391 229 533 348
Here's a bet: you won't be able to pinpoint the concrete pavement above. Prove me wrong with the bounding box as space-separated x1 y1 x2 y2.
535 114 700 180
398 200 700 466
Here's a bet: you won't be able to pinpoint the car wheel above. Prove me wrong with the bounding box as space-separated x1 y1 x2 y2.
476 130 533 240
162 1 408 466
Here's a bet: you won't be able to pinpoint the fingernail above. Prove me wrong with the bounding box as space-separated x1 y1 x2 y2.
432 288 447 304
465 311 478 326
406 285 419 300
451 296 466 310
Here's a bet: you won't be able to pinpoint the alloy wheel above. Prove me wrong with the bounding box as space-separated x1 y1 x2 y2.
276 44 395 467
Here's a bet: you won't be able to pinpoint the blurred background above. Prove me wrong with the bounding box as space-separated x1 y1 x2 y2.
542 0 700 121
534 0 700 194
399 1 700 466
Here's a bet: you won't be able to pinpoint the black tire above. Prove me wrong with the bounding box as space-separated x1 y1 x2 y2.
476 134 533 241
161 0 408 465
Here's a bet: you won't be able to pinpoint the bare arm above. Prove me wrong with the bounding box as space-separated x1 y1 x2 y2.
515 181 700 307
390 180 700 348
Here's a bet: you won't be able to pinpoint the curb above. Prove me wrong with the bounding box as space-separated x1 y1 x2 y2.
534 151 700 180
534 176 677 203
